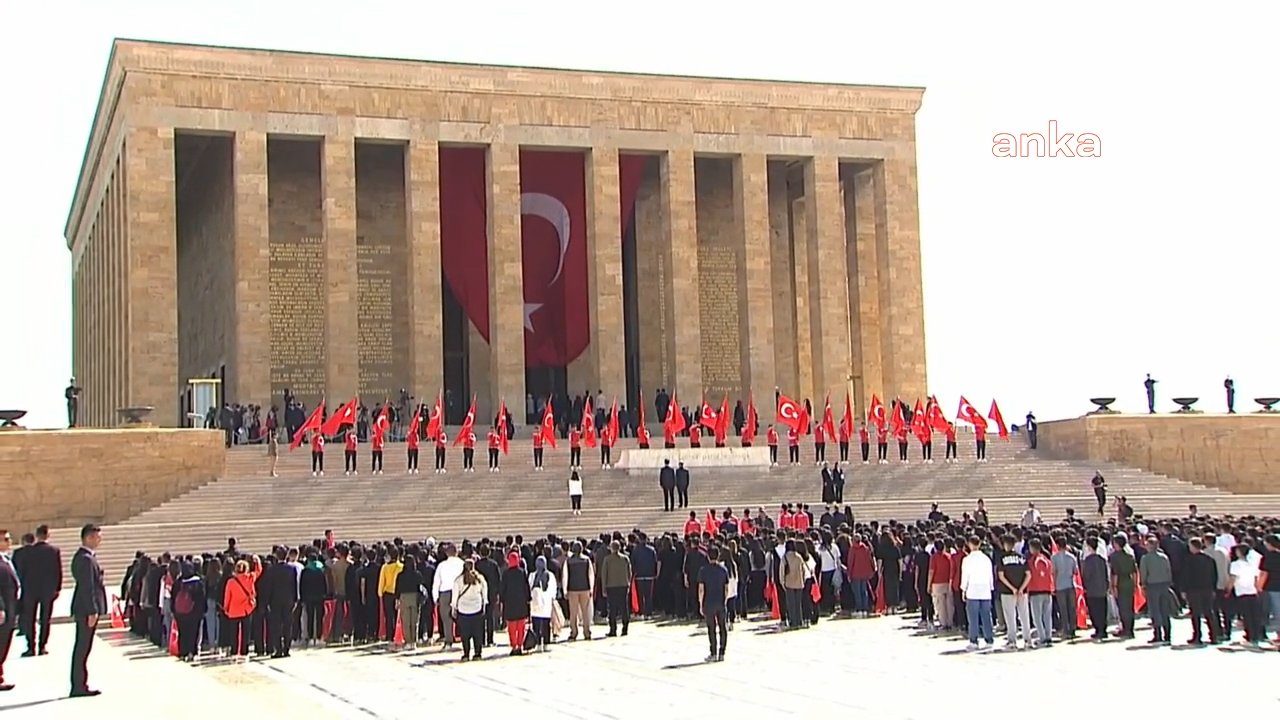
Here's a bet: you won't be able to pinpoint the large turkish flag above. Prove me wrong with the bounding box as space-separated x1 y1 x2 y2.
437 148 646 368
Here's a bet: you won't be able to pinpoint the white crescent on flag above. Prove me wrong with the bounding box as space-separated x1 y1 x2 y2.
779 401 799 420
520 192 571 333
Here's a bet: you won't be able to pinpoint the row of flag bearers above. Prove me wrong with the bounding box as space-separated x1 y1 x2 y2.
281 390 1013 474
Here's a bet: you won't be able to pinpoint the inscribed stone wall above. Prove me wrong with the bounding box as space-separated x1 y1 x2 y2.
694 158 742 399
355 143 411 401
267 139 326 407
175 136 234 389
633 163 667 399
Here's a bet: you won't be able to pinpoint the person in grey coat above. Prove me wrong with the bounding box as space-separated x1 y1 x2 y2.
1138 537 1174 644
1050 540 1080 639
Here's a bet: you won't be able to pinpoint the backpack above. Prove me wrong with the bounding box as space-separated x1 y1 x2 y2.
173 585 195 615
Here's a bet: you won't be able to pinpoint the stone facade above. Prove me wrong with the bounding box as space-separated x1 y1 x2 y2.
1036 414 1280 494
0 428 226 530
65 40 928 427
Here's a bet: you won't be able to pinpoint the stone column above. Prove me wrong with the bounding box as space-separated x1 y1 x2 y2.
406 138 445 402
734 153 776 404
486 143 526 424
874 157 927 402
659 149 702 401
232 130 271 407
846 170 884 413
583 146 625 399
789 192 815 403
767 163 797 396
323 135 359 403
124 127 180 426
803 156 853 406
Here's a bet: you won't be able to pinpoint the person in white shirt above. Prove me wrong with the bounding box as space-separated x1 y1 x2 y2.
432 545 464 650
1225 544 1266 645
450 560 488 661
816 541 840 616
960 537 995 650
528 556 558 652
1020 503 1041 528
568 471 584 515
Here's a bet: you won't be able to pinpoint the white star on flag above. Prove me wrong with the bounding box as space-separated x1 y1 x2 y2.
524 302 543 332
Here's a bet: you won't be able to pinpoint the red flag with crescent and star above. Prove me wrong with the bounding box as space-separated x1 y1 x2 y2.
608 397 620 442
540 400 557 449
821 395 837 440
957 395 986 429
776 393 805 432
373 401 390 438
581 396 598 448
636 399 651 446
890 400 907 435
698 399 719 432
714 395 730 445
453 396 476 447
910 398 930 442
988 399 1009 439
497 399 510 454
406 404 421 442
926 395 949 433
290 403 325 450
664 393 686 436
321 397 358 437
840 394 854 438
743 393 758 444
437 148 647 368
868 394 886 430
425 393 443 441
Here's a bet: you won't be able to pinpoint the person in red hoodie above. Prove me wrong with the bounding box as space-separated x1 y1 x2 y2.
370 427 385 475
462 427 477 472
569 426 582 469
683 511 702 537
974 422 987 462
876 424 889 464
310 429 325 477
786 426 800 465
846 535 875 617
766 425 779 466
858 422 870 464
895 422 909 463
837 421 850 463
599 425 613 469
778 504 794 529
928 539 954 631
344 427 359 476
405 423 420 474
689 425 701 449
433 428 448 474
531 425 544 471
813 423 826 465
944 422 958 463
487 425 501 472
663 424 675 450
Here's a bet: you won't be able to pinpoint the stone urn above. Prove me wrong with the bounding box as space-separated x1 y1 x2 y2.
1172 397 1200 413
1255 397 1279 413
1088 397 1117 414
0 409 27 430
116 406 155 426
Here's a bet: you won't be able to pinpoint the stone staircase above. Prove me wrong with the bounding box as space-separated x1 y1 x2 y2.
66 430 1279 592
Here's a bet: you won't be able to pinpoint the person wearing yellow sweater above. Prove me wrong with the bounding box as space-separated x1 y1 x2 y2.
378 548 404 644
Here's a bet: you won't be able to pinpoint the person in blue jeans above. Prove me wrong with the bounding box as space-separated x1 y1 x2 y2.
960 536 996 649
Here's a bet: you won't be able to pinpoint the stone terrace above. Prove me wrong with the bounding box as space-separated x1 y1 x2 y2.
59 432 1279 592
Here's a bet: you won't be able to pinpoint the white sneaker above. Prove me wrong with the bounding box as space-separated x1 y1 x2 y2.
312 471 317 477
965 642 979 651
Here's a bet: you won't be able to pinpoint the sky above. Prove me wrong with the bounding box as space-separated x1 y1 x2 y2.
1 0 1276 429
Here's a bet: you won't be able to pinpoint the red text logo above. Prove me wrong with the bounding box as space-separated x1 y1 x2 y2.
992 121 1101 158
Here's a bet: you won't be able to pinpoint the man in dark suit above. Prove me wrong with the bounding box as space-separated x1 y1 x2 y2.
675 462 691 509
659 460 676 512
69 523 106 698
17 524 61 656
1 529 20 691
263 548 298 658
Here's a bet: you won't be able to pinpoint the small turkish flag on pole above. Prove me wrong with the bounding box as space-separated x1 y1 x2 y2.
425 393 444 441
743 393 758 443
868 395 886 430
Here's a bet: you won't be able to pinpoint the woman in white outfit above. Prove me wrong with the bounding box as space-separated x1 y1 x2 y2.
529 556 558 651
568 470 584 515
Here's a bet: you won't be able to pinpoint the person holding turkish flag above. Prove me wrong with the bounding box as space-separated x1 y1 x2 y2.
486 425 501 472
291 403 324 451
321 397 358 437
497 400 511 455
787 424 800 465
663 393 685 447
875 421 889 464
911 398 932 463
343 427 359 475
405 405 421 474
531 424 545 471
816 396 836 464
371 422 386 474
891 401 909 463
688 423 702 449
858 420 870 464
462 425 477 472
310 427 326 476
944 421 958 463
433 423 448 473
766 425 778 466
715 396 730 448
598 423 614 469
838 395 853 463
867 394 887 431
636 401 651 449
568 426 582 469
698 399 718 433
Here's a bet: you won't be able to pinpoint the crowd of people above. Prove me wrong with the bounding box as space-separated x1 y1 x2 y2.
95 503 1279 670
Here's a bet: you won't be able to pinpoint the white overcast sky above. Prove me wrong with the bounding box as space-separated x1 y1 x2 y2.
1 0 1275 429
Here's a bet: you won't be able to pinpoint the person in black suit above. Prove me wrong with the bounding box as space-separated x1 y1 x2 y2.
1 529 20 692
17 524 61 656
263 548 298 658
69 523 106 698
